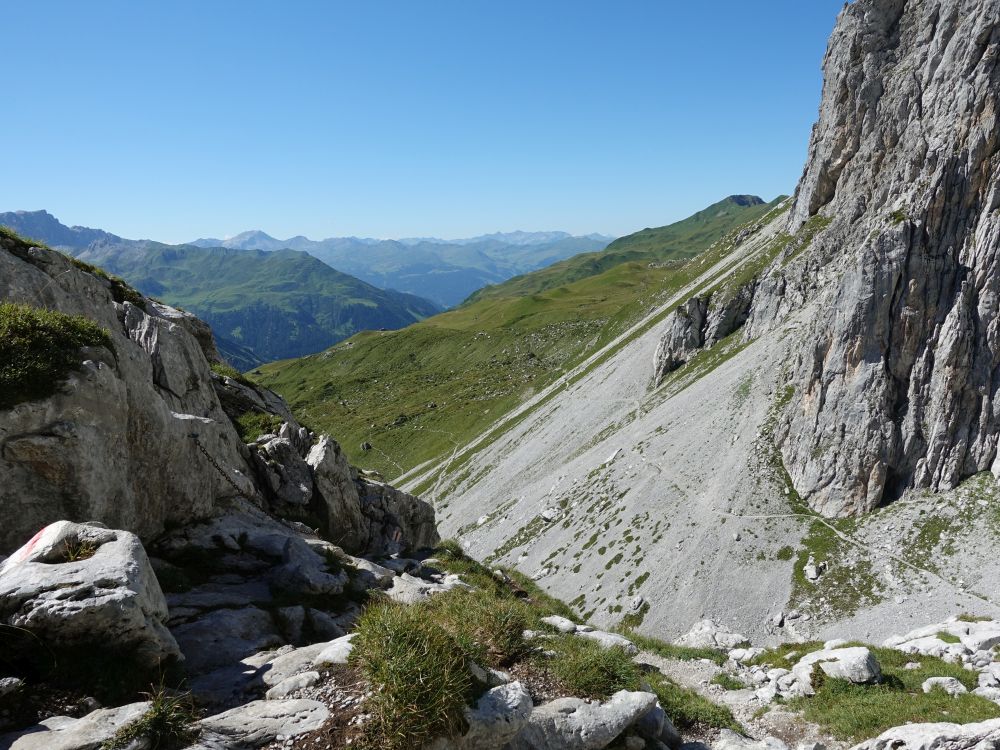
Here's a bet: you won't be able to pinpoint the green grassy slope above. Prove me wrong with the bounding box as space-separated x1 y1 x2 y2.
256 197 788 478
77 243 440 367
466 195 784 304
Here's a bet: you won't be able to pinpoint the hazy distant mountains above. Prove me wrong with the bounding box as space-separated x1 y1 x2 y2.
190 229 614 308
0 210 439 368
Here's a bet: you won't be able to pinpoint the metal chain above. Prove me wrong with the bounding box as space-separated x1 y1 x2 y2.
189 433 247 497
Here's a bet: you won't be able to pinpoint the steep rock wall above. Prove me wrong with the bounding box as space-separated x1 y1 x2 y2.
764 0 1000 515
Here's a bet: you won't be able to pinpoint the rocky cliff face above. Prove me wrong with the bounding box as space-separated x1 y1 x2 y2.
655 0 1000 517
0 232 437 557
763 0 1000 516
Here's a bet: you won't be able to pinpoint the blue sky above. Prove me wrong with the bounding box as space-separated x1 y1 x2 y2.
3 1 845 242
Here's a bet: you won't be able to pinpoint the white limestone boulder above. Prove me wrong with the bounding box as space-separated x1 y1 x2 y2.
0 701 151 750
0 521 180 668
850 718 1000 750
792 647 882 695
508 690 657 750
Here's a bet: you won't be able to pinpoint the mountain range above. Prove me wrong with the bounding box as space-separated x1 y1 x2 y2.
190 228 614 308
0 210 440 368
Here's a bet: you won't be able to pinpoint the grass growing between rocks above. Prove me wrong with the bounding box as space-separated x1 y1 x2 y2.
545 635 642 698
433 539 579 620
711 673 746 691
349 540 740 746
351 601 474 750
99 688 198 750
210 360 252 386
618 629 728 665
233 409 285 442
753 644 1000 741
0 301 113 410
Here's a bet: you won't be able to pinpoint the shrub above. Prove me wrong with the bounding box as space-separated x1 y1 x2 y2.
351 601 473 750
0 302 113 410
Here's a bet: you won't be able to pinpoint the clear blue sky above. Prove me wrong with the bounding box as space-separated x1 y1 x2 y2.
3 1 845 243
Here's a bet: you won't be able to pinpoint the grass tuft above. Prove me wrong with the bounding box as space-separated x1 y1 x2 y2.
62 538 99 562
99 688 198 750
649 672 741 731
544 634 642 699
210 361 252 386
351 601 472 750
0 302 113 410
957 613 992 623
711 672 746 691
233 410 285 442
425 588 531 668
936 631 962 644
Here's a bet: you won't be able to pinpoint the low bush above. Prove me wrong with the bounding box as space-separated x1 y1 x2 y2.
0 301 112 410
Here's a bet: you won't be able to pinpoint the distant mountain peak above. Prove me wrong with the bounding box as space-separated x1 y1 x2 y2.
723 195 765 207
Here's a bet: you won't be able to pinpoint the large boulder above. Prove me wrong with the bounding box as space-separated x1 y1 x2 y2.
171 606 283 674
0 701 152 750
792 647 882 695
430 681 534 750
850 717 1000 750
355 476 441 556
0 521 180 668
307 436 440 557
306 436 368 552
508 690 658 750
196 699 328 747
675 619 748 650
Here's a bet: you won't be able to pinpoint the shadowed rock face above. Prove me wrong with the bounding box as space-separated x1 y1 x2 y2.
763 0 1000 515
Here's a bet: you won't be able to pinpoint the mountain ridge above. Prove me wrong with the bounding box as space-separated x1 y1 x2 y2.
0 211 441 368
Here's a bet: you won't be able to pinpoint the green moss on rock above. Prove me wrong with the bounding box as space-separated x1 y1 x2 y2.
0 301 113 410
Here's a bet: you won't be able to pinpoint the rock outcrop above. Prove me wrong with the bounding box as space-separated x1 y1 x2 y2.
765 0 1000 515
0 233 437 557
0 520 180 668
0 236 254 554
